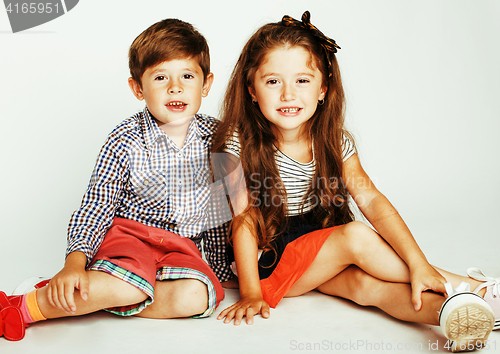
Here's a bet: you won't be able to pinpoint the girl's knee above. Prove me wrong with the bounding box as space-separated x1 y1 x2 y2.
346 267 379 307
337 221 382 255
342 221 373 239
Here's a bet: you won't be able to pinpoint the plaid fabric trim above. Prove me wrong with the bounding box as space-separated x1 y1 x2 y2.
90 259 154 316
156 267 217 318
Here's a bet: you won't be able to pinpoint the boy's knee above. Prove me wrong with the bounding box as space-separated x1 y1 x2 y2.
146 279 208 318
171 279 208 317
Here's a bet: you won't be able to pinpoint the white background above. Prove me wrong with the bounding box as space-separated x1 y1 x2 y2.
0 0 499 295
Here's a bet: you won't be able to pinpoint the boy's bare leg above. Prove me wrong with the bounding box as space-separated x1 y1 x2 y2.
317 265 443 325
36 270 148 319
135 279 208 319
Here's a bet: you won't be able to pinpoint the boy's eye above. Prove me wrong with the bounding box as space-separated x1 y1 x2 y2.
183 74 194 79
155 75 166 81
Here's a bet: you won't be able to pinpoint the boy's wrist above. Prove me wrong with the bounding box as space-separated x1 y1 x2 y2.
64 251 88 269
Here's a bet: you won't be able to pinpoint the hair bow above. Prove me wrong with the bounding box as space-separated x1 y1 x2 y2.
282 11 340 77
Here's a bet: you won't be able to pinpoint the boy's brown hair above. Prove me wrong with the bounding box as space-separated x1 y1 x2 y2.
129 18 210 87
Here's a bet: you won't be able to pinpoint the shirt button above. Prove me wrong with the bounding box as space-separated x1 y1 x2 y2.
167 222 176 230
177 152 183 158
143 180 149 186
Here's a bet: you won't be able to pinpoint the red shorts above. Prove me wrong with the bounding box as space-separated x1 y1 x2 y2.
89 217 224 317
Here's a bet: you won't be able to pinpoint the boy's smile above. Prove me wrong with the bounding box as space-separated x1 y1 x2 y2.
129 58 213 131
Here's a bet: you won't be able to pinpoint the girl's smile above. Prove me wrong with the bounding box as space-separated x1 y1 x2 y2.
248 46 326 140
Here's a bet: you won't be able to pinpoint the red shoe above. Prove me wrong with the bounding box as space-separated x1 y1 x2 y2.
12 277 51 295
0 292 26 341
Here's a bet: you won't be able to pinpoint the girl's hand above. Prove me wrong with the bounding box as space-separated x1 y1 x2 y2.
46 252 89 314
217 296 270 325
410 262 446 311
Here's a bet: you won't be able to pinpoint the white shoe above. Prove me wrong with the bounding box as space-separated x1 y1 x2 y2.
12 277 50 295
439 282 495 352
468 268 500 330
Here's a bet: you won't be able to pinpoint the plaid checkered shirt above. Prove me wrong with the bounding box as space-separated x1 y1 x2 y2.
66 108 233 282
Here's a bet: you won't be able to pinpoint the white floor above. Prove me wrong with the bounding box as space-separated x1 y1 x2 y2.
1 218 499 354
1 282 499 354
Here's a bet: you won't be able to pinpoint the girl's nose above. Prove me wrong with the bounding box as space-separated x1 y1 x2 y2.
280 84 294 101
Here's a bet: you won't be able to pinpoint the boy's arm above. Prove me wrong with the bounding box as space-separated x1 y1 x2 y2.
203 222 233 283
46 251 88 313
50 133 128 312
65 133 129 266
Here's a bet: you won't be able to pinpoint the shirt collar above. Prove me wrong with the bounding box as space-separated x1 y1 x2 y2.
140 107 213 150
141 107 165 150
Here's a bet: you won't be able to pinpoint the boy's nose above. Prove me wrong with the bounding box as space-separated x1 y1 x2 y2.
168 81 183 94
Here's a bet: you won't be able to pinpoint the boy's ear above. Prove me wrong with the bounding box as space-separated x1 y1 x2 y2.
201 72 214 98
128 77 144 101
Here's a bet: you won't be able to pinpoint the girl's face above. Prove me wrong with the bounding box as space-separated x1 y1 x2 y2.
248 46 327 139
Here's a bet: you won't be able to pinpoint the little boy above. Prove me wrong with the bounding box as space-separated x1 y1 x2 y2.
0 18 232 341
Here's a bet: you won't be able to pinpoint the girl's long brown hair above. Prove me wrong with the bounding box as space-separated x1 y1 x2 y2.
212 20 355 251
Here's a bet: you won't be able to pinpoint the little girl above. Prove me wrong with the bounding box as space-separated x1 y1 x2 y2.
212 11 499 352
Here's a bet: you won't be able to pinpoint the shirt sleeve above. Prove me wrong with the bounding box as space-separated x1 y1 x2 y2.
342 133 356 161
202 221 233 282
224 130 241 158
66 133 129 265
202 174 234 282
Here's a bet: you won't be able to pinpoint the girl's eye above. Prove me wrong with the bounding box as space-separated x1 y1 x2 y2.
297 79 310 84
155 75 166 81
266 79 279 85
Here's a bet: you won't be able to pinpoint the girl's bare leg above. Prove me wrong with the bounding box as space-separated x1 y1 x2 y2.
286 221 411 297
316 265 444 325
286 221 485 298
434 267 486 296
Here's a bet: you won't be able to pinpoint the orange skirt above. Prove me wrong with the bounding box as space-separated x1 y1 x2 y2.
260 225 340 308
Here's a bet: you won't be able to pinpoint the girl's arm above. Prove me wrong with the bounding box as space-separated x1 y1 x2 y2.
216 156 270 324
343 154 446 310
217 215 270 325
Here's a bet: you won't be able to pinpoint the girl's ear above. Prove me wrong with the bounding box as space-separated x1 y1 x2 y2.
248 86 257 102
318 85 327 101
128 77 144 101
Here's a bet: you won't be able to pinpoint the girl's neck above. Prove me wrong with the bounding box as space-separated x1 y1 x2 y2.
273 126 313 164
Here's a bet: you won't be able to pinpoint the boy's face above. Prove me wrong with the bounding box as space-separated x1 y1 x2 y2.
129 58 213 127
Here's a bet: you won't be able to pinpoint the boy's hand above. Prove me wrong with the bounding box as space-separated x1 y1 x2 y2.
46 252 89 314
410 262 446 311
217 296 270 325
